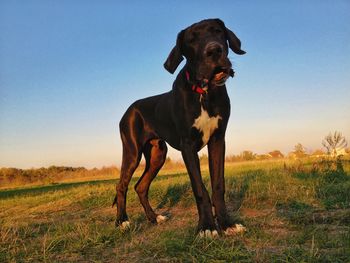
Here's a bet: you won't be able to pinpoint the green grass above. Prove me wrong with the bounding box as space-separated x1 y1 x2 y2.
1 159 349 262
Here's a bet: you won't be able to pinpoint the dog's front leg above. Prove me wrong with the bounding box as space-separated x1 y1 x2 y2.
208 135 232 231
181 140 217 236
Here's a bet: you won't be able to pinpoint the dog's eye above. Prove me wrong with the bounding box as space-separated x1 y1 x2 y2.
215 29 222 34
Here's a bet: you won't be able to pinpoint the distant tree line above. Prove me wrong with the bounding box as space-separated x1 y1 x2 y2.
222 131 349 162
0 166 119 186
1 131 348 187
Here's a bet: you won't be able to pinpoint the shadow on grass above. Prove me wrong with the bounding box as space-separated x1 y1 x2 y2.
316 161 350 210
154 169 265 225
0 172 188 200
226 170 264 211
278 159 350 226
156 182 191 209
156 169 265 212
277 200 350 226
286 158 350 210
276 200 315 225
0 179 117 199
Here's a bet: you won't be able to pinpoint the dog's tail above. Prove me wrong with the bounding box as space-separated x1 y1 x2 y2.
112 194 118 208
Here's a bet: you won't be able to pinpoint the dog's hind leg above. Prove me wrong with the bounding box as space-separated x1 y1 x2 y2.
135 139 168 224
115 117 143 228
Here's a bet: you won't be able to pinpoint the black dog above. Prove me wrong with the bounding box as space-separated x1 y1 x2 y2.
114 18 245 237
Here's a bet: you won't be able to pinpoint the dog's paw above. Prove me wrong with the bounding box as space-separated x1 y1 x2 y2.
156 215 168 224
198 229 219 239
118 221 131 230
224 224 246 235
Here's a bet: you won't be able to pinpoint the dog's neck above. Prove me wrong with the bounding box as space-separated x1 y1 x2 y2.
184 70 208 95
180 67 227 95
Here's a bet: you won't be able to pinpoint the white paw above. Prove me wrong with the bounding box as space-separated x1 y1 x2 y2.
156 215 168 224
224 224 246 235
198 229 219 238
119 221 130 230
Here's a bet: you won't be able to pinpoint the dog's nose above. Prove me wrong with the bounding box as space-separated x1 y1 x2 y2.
205 42 223 59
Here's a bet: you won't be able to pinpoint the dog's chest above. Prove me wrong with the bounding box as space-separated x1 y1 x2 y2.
192 99 222 148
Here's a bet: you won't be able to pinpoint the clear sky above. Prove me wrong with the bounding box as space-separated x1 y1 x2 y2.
1 1 349 168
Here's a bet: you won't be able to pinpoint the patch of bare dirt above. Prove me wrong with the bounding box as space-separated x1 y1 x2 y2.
241 208 273 218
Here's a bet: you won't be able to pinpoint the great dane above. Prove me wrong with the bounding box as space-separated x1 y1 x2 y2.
113 18 246 237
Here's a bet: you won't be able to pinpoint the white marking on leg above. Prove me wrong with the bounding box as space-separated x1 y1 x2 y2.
156 215 168 223
192 106 222 148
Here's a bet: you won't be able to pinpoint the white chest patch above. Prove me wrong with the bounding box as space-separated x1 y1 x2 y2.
192 106 222 148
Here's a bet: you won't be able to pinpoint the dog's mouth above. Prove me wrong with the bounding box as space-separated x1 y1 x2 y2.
210 67 234 86
191 66 234 90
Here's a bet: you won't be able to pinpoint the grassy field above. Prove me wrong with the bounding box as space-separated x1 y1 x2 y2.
1 159 349 262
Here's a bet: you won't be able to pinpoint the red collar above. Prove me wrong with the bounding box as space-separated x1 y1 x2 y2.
185 71 208 94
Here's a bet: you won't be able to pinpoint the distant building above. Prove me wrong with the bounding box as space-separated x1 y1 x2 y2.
268 150 284 158
311 149 325 158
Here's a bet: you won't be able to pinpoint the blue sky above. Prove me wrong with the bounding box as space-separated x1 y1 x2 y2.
0 1 349 168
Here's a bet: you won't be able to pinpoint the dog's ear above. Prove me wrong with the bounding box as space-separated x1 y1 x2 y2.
164 30 185 74
215 19 246 55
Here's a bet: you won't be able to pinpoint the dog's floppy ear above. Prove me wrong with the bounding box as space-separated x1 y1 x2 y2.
216 19 246 55
164 30 185 74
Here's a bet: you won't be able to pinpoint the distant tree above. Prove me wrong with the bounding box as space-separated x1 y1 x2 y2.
256 154 271 160
241 150 256 161
293 143 307 158
225 154 241 162
268 150 284 158
322 131 348 157
287 152 297 159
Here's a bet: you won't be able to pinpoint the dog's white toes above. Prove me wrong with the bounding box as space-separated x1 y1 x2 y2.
199 229 219 238
120 221 130 230
156 215 168 224
224 224 246 236
205 229 211 237
211 230 219 237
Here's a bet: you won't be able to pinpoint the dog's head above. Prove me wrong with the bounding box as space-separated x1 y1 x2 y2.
164 18 245 86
